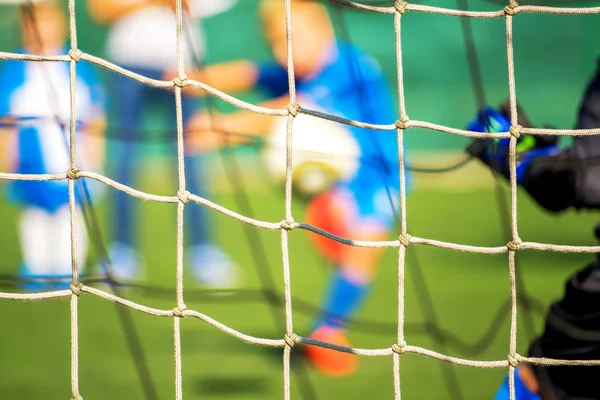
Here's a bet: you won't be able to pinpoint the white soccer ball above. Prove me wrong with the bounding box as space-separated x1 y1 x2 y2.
263 111 361 197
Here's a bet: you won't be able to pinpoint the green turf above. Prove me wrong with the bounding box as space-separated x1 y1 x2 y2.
0 165 596 399
0 0 598 398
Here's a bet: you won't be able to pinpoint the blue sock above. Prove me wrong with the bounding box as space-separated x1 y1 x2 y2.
318 269 370 329
184 155 209 247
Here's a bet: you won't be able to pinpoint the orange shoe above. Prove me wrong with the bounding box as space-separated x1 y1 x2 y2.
305 325 358 376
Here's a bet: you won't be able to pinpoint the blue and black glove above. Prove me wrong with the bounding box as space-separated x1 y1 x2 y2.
466 103 560 184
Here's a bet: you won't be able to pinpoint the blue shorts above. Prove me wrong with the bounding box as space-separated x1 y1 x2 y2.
336 162 409 230
7 181 70 214
333 182 400 230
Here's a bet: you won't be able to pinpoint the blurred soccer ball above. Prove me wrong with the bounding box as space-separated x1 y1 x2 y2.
263 111 360 197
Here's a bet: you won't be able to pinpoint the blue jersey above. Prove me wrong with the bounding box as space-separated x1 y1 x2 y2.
258 42 404 224
0 48 105 212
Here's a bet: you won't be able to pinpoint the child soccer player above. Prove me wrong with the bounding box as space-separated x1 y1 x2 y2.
182 0 405 376
467 58 600 398
87 0 238 286
0 1 105 289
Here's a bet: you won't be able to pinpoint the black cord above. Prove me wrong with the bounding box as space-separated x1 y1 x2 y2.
490 169 538 342
456 0 486 110
0 272 548 356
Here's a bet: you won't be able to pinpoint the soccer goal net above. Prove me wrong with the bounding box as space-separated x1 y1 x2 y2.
2 0 600 399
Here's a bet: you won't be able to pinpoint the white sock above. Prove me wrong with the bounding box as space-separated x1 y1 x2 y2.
51 205 87 277
19 207 53 276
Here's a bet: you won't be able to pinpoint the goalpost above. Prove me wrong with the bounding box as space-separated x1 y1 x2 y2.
1 0 600 399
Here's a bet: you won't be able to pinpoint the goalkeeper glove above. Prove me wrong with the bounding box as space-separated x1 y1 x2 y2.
466 105 560 183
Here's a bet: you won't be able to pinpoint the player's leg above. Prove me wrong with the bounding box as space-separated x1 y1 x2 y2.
308 232 387 376
308 190 387 324
108 68 149 280
52 204 88 287
324 229 387 322
180 94 208 248
305 188 390 376
178 94 238 287
18 207 53 291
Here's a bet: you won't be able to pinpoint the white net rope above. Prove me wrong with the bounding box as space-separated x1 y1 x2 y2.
2 1 600 399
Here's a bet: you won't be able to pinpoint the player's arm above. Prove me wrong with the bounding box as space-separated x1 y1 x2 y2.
79 114 106 171
167 60 260 96
87 0 168 24
469 59 600 213
186 0 236 18
466 106 572 211
0 120 16 173
76 62 107 172
0 62 17 173
465 102 600 212
186 95 288 153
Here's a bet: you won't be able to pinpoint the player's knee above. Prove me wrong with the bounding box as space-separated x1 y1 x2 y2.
305 190 354 262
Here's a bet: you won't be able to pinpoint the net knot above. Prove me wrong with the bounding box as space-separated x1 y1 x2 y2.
287 104 301 117
395 0 408 14
395 116 410 130
284 333 299 348
507 353 521 367
70 282 83 296
172 304 187 318
173 74 188 88
507 238 521 252
280 218 295 231
509 124 523 139
399 233 412 248
67 167 80 180
392 340 407 354
68 49 82 62
177 190 191 205
504 3 519 15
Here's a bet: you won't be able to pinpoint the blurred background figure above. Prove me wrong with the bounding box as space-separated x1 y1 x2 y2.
0 0 105 290
87 0 238 287
184 0 405 376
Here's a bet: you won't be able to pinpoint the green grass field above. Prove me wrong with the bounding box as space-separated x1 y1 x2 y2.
0 156 597 399
0 0 599 398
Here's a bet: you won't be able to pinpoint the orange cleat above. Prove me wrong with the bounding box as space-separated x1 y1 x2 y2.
305 325 358 377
